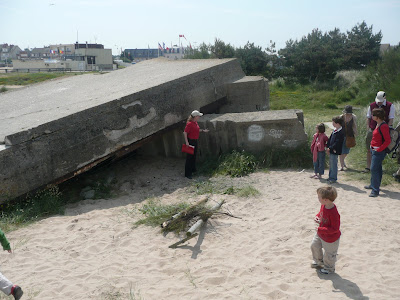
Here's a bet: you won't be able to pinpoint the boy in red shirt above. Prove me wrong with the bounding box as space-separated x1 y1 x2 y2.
310 186 341 274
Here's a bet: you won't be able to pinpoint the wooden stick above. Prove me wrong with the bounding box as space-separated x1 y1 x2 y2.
161 196 209 228
186 200 225 237
168 233 199 249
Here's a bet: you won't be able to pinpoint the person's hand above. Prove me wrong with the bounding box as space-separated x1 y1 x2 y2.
326 149 330 155
186 142 189 146
7 249 12 253
314 216 320 224
203 129 209 133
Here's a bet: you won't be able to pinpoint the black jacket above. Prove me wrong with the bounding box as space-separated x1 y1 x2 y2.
327 128 345 155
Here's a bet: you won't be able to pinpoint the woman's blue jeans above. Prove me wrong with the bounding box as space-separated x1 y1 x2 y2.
313 151 325 175
370 150 386 194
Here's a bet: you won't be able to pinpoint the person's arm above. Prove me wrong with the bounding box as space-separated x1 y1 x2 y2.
377 124 391 152
183 131 189 146
353 116 358 135
0 229 11 251
329 133 339 153
388 104 395 127
366 106 372 129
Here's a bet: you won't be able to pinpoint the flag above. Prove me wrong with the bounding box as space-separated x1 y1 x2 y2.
163 42 165 49
158 43 163 50
179 34 185 38
190 43 192 49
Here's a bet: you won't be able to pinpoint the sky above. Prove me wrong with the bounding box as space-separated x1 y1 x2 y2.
1 0 399 55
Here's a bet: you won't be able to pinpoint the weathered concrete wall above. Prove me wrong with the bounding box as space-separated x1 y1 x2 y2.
219 76 269 113
0 58 245 201
196 110 306 156
139 110 307 159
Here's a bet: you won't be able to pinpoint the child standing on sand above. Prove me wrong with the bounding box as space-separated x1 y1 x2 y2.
310 123 329 179
310 186 341 275
0 228 23 300
326 117 345 184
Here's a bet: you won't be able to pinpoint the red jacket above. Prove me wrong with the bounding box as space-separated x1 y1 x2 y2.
316 205 341 243
371 122 391 152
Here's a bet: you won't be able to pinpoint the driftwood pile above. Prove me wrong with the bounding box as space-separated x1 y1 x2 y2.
162 197 225 248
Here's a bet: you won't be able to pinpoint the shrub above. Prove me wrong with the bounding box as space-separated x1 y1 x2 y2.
326 103 338 109
216 150 258 177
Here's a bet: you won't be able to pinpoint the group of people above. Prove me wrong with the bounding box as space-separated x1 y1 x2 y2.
310 91 399 276
311 90 398 197
310 105 357 184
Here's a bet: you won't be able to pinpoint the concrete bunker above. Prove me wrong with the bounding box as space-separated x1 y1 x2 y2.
0 58 306 202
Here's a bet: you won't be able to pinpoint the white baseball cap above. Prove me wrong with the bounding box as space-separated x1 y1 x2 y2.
191 110 203 117
375 91 386 103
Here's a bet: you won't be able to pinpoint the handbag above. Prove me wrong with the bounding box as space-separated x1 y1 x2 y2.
344 116 356 148
346 136 356 148
182 144 194 155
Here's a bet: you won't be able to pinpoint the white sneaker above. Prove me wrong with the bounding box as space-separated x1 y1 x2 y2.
319 268 333 274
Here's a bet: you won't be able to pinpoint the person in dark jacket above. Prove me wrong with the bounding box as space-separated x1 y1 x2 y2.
326 116 345 184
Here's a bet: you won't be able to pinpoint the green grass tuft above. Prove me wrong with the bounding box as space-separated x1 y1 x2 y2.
0 185 64 232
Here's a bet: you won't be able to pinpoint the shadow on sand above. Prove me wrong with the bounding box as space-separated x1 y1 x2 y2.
318 271 369 300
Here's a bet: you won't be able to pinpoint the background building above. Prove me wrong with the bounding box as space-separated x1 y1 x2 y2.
13 42 113 71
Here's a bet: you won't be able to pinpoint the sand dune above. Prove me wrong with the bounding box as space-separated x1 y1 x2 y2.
1 156 400 299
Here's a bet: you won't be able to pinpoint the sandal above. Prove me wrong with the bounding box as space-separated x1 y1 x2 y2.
310 174 317 178
362 168 370 173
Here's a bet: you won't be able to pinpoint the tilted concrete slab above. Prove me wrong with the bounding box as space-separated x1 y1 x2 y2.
0 58 246 201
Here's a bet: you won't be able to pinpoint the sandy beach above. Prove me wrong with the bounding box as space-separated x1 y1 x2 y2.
1 155 400 300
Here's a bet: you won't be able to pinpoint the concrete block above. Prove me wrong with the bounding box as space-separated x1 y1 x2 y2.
219 76 269 113
196 110 307 157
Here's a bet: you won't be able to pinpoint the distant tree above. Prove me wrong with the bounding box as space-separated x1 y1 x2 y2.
279 29 340 83
209 38 235 59
344 21 382 69
235 42 269 76
358 45 400 101
185 43 211 59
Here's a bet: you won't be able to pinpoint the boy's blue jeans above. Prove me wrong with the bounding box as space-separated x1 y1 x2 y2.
370 150 386 194
313 151 325 175
328 154 338 182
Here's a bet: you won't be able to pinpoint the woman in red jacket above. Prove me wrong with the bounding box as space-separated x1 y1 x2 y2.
183 110 209 179
365 108 391 197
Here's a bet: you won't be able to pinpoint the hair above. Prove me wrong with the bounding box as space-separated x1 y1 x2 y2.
186 114 194 123
317 186 337 202
332 116 343 127
372 108 385 120
316 123 325 133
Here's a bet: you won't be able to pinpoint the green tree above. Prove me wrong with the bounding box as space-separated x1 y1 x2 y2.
358 45 400 103
235 42 269 76
344 21 382 69
279 29 340 83
185 42 211 59
209 38 235 58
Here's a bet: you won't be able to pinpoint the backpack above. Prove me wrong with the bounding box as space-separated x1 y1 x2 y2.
378 122 400 157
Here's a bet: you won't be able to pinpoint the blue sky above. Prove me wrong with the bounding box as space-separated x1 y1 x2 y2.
1 0 399 55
